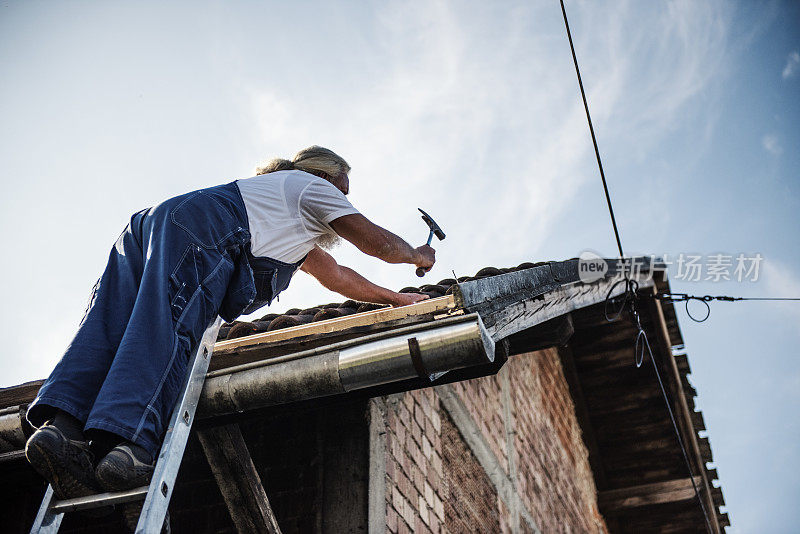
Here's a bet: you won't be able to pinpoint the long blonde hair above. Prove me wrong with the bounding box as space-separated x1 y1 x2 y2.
255 146 350 178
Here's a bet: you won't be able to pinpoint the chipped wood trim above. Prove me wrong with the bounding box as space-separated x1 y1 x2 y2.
485 275 655 341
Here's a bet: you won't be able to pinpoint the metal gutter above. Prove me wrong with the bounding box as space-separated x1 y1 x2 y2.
198 314 494 418
0 406 26 454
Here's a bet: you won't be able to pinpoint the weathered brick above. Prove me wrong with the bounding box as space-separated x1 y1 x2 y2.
387 504 399 533
402 493 417 527
431 451 443 476
414 402 427 428
419 494 430 526
422 435 433 459
397 470 414 503
423 481 435 508
392 487 404 512
415 515 432 534
430 408 441 433
410 463 425 493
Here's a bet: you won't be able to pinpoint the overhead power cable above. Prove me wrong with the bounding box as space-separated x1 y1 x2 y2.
654 292 800 322
558 0 624 260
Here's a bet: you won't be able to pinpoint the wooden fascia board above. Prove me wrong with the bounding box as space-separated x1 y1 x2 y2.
598 476 704 512
644 284 722 533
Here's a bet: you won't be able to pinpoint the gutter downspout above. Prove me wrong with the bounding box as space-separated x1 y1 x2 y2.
0 406 28 459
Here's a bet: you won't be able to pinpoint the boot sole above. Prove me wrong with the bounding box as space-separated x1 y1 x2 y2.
26 430 113 517
26 433 97 499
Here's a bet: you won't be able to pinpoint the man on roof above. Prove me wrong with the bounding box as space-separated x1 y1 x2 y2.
24 146 436 526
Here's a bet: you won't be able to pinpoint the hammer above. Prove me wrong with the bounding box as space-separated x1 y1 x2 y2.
416 208 445 277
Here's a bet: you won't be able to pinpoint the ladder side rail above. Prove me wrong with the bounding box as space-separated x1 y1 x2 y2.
29 485 64 534
136 317 222 533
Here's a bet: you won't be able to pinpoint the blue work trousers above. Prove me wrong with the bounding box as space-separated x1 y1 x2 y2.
28 182 257 457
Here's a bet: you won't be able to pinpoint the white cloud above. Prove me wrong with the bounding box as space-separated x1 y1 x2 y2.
782 50 799 79
762 134 783 156
237 0 732 276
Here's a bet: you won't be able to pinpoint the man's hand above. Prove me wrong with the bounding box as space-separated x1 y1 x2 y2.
414 244 436 274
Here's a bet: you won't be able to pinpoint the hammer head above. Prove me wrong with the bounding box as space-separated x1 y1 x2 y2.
418 208 446 241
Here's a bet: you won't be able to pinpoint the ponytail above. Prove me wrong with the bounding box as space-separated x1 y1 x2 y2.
255 158 294 175
255 146 349 178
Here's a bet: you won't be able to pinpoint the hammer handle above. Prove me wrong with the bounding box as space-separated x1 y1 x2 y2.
416 230 434 277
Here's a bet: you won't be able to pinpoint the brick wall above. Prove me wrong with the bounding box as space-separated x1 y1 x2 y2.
441 411 501 533
385 387 445 534
380 347 607 533
508 348 606 533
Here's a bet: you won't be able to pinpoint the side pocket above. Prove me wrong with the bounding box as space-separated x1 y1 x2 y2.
253 267 278 303
219 249 257 322
169 245 201 323
241 267 277 315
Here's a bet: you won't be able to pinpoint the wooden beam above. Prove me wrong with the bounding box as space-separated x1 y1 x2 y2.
214 295 457 352
0 380 44 409
319 401 370 532
507 314 574 355
599 476 704 512
644 286 722 533
197 423 281 534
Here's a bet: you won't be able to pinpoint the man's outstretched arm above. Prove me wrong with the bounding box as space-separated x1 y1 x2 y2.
329 214 435 273
300 246 429 307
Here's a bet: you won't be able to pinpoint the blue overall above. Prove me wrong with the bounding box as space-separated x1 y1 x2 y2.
27 182 304 457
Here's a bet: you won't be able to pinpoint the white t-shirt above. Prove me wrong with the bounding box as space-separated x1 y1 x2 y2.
235 170 360 263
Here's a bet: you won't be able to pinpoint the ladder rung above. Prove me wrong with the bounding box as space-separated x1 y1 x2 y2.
0 450 26 463
49 485 149 514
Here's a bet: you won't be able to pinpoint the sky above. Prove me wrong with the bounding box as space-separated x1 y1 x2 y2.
1 0 798 531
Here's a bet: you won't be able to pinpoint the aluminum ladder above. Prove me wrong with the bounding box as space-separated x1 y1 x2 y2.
29 317 223 533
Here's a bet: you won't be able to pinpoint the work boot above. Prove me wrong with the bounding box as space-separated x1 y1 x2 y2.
25 424 99 500
96 443 170 533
